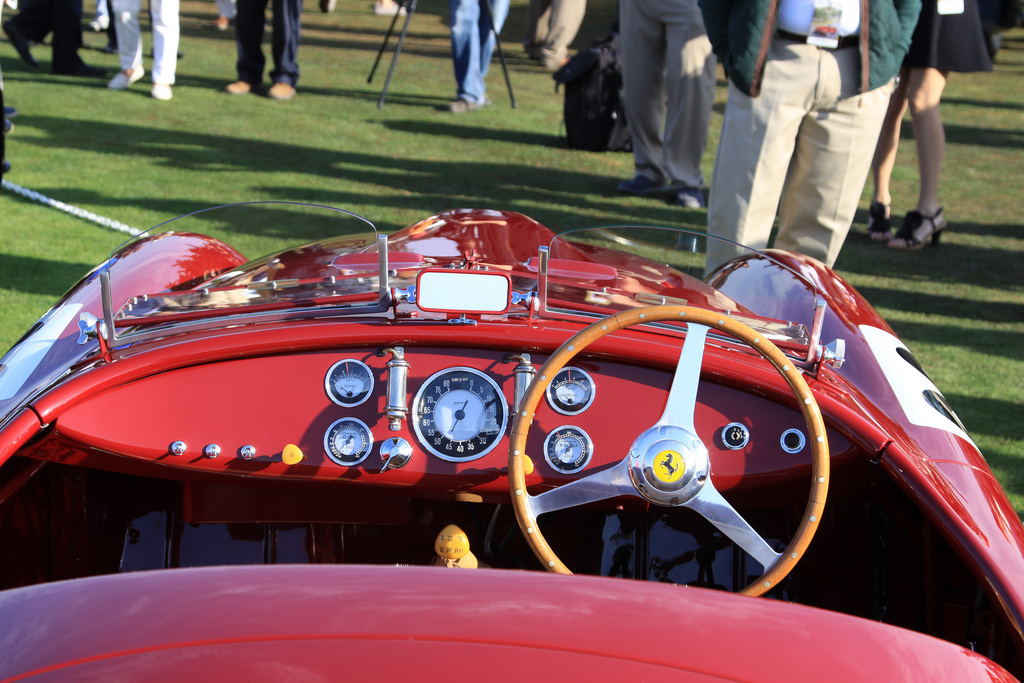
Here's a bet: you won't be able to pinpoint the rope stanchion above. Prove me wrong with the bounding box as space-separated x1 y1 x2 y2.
2 179 142 237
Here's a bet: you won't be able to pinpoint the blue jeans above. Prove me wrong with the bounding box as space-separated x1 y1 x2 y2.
236 0 302 87
449 0 510 104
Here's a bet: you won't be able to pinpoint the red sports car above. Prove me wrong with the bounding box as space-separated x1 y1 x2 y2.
1 204 1021 681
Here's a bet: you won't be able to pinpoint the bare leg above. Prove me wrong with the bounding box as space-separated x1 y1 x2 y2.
905 66 948 216
870 67 910 209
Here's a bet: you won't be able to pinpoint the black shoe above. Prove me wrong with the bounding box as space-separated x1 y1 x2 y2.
866 201 892 242
3 106 16 118
2 158 10 174
56 63 108 77
3 21 39 67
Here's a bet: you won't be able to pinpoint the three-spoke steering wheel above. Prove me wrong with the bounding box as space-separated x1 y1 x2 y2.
507 306 829 596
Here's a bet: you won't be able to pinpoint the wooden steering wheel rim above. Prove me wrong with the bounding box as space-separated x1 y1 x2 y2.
507 305 829 597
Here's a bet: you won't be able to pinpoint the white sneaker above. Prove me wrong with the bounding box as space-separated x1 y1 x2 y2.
151 83 172 100
108 65 144 90
88 15 109 31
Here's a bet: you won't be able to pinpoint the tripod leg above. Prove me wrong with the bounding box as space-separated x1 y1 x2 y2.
478 0 516 109
377 0 418 107
367 0 409 84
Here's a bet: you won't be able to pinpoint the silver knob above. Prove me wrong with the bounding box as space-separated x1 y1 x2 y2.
379 438 413 472
204 444 221 459
170 441 187 456
239 445 256 460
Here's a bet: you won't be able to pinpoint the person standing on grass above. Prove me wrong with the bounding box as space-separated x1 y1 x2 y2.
107 0 180 100
446 0 510 112
616 0 716 209
701 0 921 273
3 0 108 75
866 0 993 250
522 0 586 71
225 0 302 100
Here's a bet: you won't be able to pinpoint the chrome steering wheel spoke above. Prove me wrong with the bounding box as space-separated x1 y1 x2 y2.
657 323 708 432
529 459 635 517
686 481 782 571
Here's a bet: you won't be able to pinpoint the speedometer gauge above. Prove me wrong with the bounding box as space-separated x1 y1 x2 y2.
324 417 374 466
412 367 508 462
325 359 374 407
545 367 595 415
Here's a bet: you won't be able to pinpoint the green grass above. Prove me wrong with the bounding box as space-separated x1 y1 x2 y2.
2 3 1022 511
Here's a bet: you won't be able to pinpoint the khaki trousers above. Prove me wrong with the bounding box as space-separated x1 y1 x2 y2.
706 38 894 272
523 0 586 67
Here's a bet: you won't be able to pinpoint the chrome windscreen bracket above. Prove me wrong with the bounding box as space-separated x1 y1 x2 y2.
99 269 117 347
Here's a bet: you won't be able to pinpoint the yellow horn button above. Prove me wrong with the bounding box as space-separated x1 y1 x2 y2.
653 450 685 483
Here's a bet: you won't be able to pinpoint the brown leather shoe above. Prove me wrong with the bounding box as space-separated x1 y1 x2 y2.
225 80 253 95
267 82 296 100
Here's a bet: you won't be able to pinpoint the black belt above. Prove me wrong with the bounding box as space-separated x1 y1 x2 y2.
776 29 859 49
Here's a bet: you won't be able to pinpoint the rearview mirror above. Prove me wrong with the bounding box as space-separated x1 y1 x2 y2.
415 270 512 314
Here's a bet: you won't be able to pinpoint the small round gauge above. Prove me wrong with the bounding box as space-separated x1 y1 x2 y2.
325 359 374 407
545 367 596 415
412 367 508 462
544 426 594 474
324 417 374 466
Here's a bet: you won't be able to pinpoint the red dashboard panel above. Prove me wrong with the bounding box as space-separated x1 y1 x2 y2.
52 346 851 497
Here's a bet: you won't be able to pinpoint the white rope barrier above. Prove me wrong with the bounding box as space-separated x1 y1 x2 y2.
2 179 143 237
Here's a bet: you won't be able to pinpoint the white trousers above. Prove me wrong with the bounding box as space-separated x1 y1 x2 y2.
706 38 894 271
113 0 180 84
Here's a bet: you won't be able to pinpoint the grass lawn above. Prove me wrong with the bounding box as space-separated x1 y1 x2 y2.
2 1 1022 512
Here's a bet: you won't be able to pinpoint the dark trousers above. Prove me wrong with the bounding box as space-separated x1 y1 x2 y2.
6 0 87 73
235 0 302 86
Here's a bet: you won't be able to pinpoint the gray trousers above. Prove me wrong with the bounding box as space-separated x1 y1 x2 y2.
619 0 716 189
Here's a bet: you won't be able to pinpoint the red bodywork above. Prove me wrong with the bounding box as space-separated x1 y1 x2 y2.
0 565 1016 682
0 208 1022 681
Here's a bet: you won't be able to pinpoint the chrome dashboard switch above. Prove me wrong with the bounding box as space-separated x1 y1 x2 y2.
379 437 413 472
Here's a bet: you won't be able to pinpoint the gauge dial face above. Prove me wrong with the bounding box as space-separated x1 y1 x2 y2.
325 359 374 407
324 417 374 466
545 367 596 415
412 367 508 462
544 426 593 474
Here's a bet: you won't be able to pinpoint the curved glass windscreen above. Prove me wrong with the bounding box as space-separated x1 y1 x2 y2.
540 227 822 350
108 203 384 331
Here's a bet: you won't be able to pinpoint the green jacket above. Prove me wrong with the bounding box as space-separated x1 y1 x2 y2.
699 0 921 97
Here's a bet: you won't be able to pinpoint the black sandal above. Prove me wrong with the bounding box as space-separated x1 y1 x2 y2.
888 208 947 250
867 201 891 242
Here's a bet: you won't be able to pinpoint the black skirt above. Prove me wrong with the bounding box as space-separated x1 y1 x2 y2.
903 0 994 72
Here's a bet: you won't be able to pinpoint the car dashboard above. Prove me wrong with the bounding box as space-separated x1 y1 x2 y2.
48 341 848 503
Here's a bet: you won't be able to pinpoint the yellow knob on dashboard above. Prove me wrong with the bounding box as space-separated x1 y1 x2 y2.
434 524 470 561
522 455 535 475
282 444 305 465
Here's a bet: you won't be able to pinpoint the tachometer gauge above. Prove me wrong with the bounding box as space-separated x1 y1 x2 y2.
544 426 593 474
324 417 374 466
325 359 374 407
545 367 595 415
413 367 508 462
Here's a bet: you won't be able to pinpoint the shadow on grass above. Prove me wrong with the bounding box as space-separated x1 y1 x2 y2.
11 114 695 236
0 254 98 299
855 286 1024 327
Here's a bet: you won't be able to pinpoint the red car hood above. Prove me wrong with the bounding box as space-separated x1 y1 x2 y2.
0 565 1013 682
